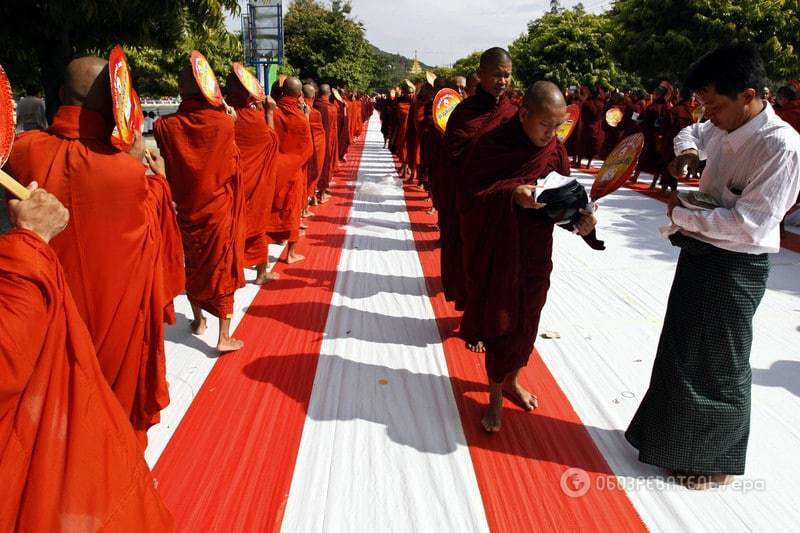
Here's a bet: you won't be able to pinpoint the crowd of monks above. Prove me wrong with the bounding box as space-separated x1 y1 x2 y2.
4 42 800 527
1 55 372 530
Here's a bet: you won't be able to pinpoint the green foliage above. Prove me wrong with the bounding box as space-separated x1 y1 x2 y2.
128 15 242 96
451 52 481 77
370 47 431 90
510 8 640 91
0 0 239 114
610 0 800 87
284 0 376 91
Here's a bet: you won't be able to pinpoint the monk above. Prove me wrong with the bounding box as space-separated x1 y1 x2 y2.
458 82 598 432
1 183 174 531
466 72 480 97
303 83 327 213
154 64 246 353
349 92 363 140
638 85 671 189
776 84 800 132
392 86 414 177
336 90 351 162
453 75 467 98
6 57 184 444
439 47 517 347
575 84 605 168
225 72 280 285
266 77 314 264
314 84 339 201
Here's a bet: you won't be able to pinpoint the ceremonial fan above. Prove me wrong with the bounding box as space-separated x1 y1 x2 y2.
691 105 705 123
190 50 224 106
425 71 437 87
232 62 266 102
590 133 645 199
0 64 31 200
556 103 580 143
109 45 143 146
431 88 462 133
332 88 344 103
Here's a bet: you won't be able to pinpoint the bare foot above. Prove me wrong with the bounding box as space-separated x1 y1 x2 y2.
190 316 207 335
286 252 305 264
503 382 539 411
300 222 309 230
254 271 281 285
481 397 503 433
217 337 244 353
466 340 486 353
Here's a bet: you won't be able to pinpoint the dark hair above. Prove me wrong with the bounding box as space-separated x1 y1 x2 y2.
777 85 798 101
684 42 766 99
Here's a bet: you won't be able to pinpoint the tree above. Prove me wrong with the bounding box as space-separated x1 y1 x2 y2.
128 18 242 97
610 0 800 87
510 8 640 91
284 0 377 91
452 52 482 77
0 0 239 117
550 0 562 14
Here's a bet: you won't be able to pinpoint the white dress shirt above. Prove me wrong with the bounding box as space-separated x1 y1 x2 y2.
671 102 800 254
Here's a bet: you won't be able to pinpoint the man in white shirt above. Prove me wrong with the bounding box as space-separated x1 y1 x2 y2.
16 85 48 131
626 42 800 490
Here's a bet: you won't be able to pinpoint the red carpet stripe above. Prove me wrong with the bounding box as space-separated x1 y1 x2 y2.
152 132 367 532
403 185 647 531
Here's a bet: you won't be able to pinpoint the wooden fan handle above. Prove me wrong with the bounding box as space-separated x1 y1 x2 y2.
0 168 31 200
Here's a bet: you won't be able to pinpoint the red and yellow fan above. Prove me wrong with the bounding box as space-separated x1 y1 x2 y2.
0 64 31 200
190 50 224 106
591 133 645 200
432 88 462 133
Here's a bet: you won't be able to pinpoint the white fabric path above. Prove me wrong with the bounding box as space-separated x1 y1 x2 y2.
145 243 285 467
280 116 489 531
541 170 800 531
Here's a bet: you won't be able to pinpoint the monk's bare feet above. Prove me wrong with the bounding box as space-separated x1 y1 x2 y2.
481 395 503 433
190 316 207 335
286 252 305 264
300 221 309 230
503 382 539 411
466 340 486 353
254 271 281 285
217 337 244 353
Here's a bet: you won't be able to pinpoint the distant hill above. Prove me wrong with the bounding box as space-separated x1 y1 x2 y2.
370 44 432 89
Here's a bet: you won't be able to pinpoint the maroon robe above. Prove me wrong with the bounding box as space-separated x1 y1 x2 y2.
638 97 669 175
437 86 518 307
457 115 570 382
577 97 605 161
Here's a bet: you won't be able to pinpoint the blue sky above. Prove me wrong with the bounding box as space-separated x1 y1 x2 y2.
226 0 609 66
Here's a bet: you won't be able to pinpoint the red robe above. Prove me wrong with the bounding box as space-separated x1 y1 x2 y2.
336 98 350 160
266 95 314 243
229 95 280 266
577 97 606 160
305 97 327 197
458 115 569 382
638 97 669 175
313 97 337 192
0 229 174 531
154 97 245 319
777 100 800 133
438 87 518 307
6 106 184 443
326 100 341 174
349 99 363 139
392 98 413 162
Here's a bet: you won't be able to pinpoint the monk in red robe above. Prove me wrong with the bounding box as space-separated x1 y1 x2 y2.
6 57 184 444
266 77 314 264
226 72 281 285
458 82 598 432
393 86 414 177
303 83 327 213
777 85 800 132
438 48 517 343
1 184 174 531
154 64 246 353
637 85 670 189
575 84 606 168
349 93 363 140
336 91 351 162
315 84 339 201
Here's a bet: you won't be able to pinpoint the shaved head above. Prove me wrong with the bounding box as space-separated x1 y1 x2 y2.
522 81 566 113
302 83 316 98
520 81 567 147
283 77 303 97
61 56 112 118
319 84 332 97
479 47 512 69
178 64 201 98
225 71 246 97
